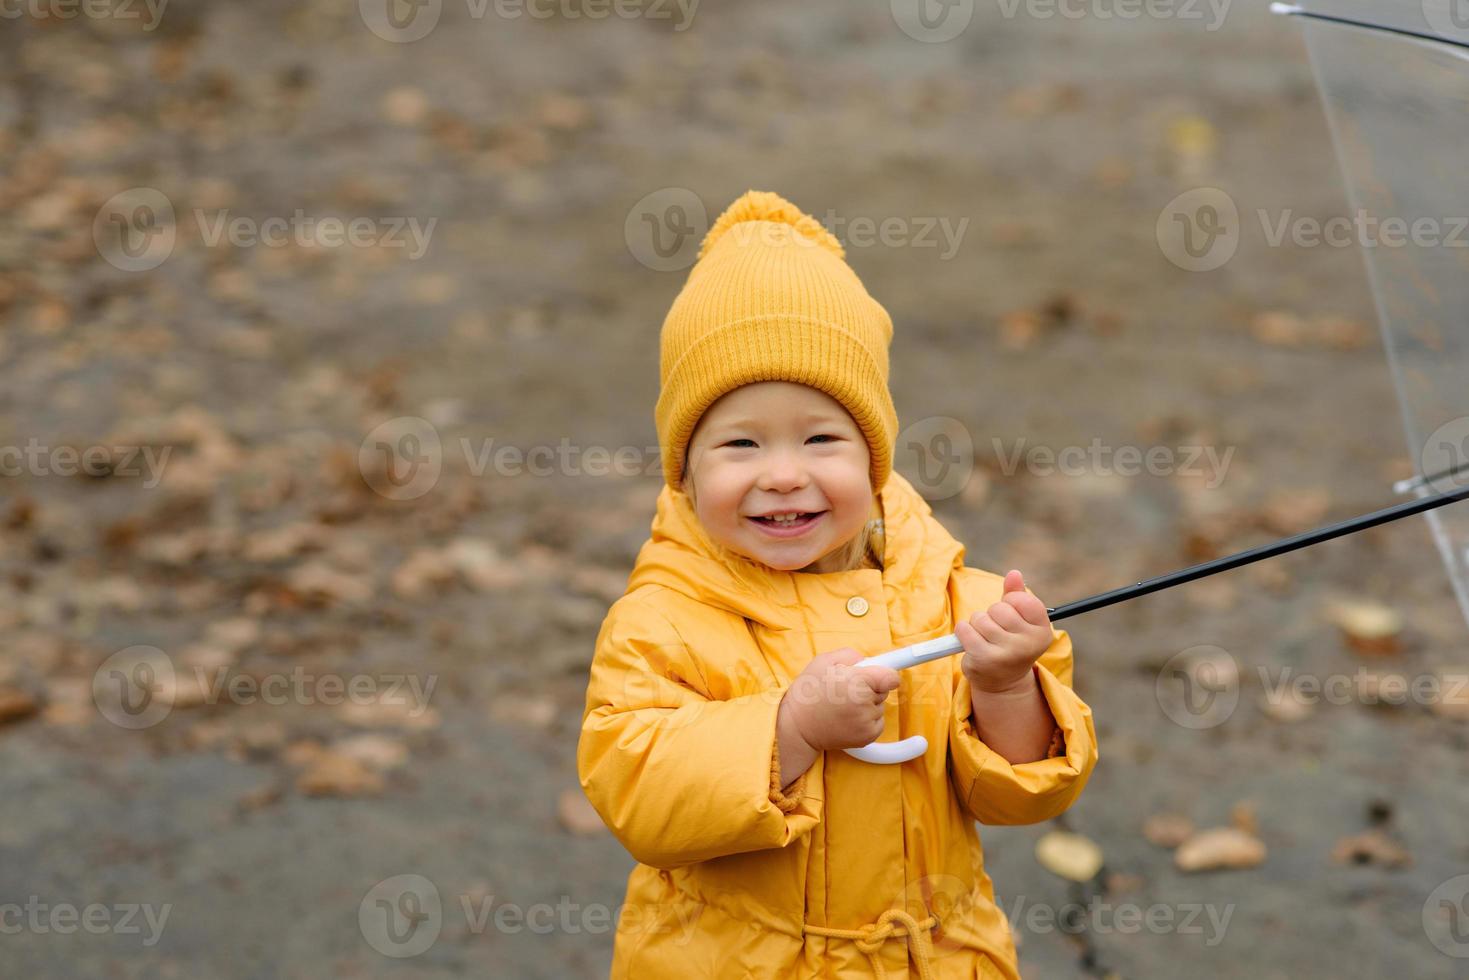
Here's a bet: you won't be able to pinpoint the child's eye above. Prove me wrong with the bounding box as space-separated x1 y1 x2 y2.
721 435 838 448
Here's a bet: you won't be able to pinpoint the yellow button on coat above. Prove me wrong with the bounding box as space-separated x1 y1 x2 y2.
846 596 870 617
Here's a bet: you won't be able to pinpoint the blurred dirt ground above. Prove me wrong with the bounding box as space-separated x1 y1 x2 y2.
3 0 1469 977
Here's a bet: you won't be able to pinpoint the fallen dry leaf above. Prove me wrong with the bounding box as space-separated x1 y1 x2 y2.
0 686 41 726
282 739 327 768
1175 827 1266 872
446 538 522 592
1324 597 1404 656
1250 310 1310 348
382 86 429 126
489 694 557 730
242 523 328 563
296 750 384 797
998 310 1044 351
286 560 374 605
337 697 440 731
1331 830 1412 868
391 547 459 600
1035 830 1104 882
1143 812 1195 849
332 734 410 772
204 617 262 654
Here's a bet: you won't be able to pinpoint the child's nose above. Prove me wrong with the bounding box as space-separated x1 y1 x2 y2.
757 447 809 492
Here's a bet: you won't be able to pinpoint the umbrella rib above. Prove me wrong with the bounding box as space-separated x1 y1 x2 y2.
1271 3 1469 53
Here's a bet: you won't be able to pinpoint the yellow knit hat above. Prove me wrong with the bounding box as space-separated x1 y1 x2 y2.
655 189 899 496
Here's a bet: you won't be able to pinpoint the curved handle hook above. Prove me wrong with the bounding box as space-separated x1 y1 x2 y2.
841 635 967 765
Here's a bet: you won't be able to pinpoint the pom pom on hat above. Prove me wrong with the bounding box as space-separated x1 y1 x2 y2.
655 189 898 496
697 189 846 261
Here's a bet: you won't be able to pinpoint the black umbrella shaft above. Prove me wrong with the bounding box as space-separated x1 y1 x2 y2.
1045 479 1469 622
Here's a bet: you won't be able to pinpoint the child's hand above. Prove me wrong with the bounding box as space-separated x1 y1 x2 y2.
959 569 1054 695
779 648 901 752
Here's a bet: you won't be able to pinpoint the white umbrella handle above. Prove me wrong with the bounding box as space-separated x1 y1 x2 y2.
842 634 966 764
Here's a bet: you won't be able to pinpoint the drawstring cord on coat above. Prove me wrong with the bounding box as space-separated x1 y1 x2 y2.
802 907 939 980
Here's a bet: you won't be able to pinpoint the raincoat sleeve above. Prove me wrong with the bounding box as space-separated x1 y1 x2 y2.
947 591 1099 825
577 594 822 871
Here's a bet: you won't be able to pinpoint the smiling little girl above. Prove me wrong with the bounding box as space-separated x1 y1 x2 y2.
578 189 1099 978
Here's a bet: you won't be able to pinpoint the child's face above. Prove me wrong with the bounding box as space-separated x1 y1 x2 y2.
682 381 872 573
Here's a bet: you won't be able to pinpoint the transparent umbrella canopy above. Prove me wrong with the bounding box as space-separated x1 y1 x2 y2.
843 6 1469 762
1275 0 1469 631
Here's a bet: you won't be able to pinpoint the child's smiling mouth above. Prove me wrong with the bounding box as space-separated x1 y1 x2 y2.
746 511 827 537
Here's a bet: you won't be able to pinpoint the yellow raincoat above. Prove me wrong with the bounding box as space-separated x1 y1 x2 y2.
578 471 1099 978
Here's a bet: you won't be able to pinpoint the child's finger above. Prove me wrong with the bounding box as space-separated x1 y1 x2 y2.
856 666 901 697
969 610 1009 647
956 619 989 656
1003 589 1050 627
825 647 866 667
988 601 1027 634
